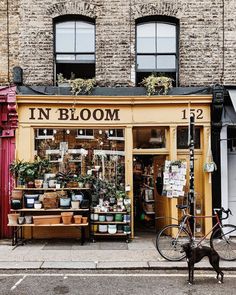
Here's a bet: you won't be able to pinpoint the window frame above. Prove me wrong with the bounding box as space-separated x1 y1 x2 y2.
135 16 179 86
53 15 96 82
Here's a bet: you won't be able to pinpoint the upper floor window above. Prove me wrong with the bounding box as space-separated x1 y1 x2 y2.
55 18 95 81
136 19 178 86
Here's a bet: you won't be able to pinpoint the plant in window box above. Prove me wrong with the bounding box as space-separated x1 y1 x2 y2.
57 73 69 87
69 78 96 95
141 74 173 96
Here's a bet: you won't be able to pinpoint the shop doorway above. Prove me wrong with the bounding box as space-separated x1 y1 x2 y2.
133 155 166 236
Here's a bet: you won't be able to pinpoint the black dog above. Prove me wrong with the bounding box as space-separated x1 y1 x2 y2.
181 243 224 285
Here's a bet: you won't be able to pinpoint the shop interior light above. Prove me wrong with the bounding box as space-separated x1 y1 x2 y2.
43 129 47 134
79 129 83 135
66 129 70 134
109 129 114 135
53 129 57 134
99 130 103 135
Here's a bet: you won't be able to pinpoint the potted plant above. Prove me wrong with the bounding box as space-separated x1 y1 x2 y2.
10 160 25 187
34 158 51 188
141 74 173 96
83 174 95 188
56 171 77 188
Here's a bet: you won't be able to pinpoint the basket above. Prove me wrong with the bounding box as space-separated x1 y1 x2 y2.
33 215 61 225
61 212 73 224
42 192 58 209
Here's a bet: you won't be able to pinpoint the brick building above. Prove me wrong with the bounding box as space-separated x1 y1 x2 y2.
1 1 236 239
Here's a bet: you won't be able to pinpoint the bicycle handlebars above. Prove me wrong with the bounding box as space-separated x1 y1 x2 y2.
214 207 233 220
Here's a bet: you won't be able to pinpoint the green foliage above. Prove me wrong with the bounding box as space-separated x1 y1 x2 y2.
141 74 173 96
56 73 96 95
10 158 52 182
69 78 96 95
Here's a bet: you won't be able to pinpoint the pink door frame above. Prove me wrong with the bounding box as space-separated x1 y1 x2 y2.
0 86 17 238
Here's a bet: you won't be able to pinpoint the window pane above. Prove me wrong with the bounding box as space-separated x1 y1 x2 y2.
76 22 95 52
157 37 176 53
56 22 75 52
133 127 167 149
137 23 155 53
76 54 95 61
137 55 155 70
177 127 201 149
56 54 76 61
157 55 176 70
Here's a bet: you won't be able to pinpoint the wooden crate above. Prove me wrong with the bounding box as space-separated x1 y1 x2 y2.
33 215 61 225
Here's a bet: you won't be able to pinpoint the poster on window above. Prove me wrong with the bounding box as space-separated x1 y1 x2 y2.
162 160 187 198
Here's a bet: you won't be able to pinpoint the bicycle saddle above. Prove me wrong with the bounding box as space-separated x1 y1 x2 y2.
176 204 189 209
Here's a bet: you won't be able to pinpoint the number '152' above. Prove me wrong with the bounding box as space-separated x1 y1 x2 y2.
182 109 203 120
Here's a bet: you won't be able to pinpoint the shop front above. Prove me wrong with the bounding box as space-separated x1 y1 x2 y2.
15 94 212 239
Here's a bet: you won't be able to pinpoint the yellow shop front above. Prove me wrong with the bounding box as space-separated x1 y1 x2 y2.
15 94 212 239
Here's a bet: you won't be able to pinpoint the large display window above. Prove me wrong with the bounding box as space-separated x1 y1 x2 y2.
34 128 125 191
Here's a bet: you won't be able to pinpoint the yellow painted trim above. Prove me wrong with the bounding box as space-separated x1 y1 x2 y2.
16 95 212 105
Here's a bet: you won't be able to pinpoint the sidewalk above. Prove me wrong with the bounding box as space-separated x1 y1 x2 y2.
0 235 236 270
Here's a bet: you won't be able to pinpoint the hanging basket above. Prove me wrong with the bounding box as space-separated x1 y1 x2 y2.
203 162 217 173
203 136 217 173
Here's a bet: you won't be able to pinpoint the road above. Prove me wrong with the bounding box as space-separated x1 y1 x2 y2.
0 269 236 295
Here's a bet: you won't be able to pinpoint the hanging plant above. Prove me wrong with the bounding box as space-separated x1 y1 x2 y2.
141 74 173 96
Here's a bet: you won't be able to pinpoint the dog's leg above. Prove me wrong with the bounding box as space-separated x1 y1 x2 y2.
210 256 224 284
188 263 194 285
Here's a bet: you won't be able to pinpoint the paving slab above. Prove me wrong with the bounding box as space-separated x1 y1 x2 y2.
41 261 96 269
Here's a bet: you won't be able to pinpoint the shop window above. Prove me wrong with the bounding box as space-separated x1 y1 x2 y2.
136 17 178 86
177 127 201 149
107 129 124 141
54 17 95 81
76 129 94 139
36 129 54 139
34 128 125 186
133 127 167 149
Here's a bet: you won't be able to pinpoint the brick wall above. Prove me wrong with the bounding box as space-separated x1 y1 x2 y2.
0 0 235 87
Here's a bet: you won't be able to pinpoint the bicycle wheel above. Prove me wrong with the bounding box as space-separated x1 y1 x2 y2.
210 224 236 261
156 224 191 261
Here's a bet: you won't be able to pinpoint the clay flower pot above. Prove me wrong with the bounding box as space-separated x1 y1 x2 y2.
61 212 73 224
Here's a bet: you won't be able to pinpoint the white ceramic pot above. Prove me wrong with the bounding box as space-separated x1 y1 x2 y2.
98 224 107 233
71 201 80 209
108 224 117 234
34 203 42 209
90 213 99 221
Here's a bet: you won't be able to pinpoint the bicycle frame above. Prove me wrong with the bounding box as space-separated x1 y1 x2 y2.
178 209 222 245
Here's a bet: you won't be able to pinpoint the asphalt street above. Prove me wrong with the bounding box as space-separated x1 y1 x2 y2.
1 269 236 295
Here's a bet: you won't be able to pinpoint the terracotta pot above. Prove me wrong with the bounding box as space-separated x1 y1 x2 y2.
82 216 88 224
74 215 82 224
61 212 73 224
8 213 20 226
34 179 43 188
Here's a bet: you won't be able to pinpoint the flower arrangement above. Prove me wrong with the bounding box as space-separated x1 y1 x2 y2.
141 74 173 96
